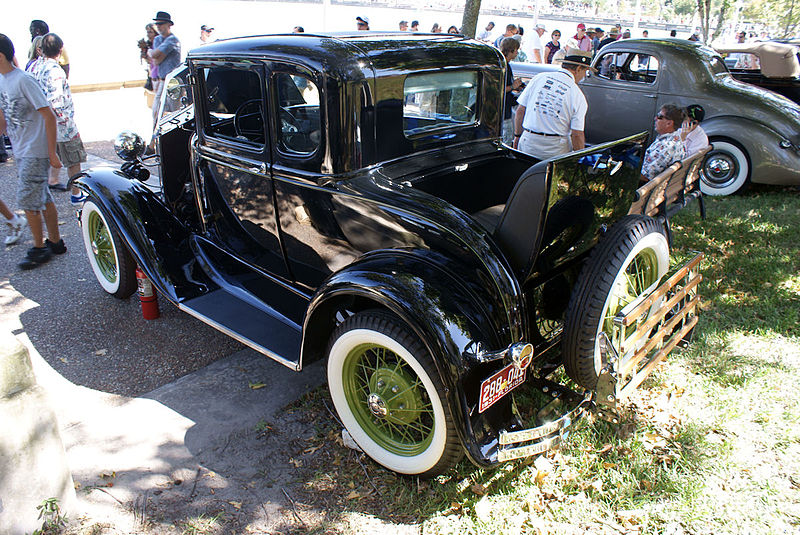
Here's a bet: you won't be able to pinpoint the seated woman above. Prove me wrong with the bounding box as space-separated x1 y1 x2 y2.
641 104 686 182
681 104 709 156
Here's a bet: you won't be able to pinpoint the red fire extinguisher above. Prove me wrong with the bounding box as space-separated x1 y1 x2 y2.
136 267 160 320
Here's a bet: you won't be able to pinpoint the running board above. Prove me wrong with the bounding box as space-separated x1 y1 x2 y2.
179 289 302 371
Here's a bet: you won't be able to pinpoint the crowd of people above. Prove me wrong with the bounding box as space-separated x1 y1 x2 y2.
0 19 79 270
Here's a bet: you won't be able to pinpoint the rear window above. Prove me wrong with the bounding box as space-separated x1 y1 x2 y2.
402 71 478 136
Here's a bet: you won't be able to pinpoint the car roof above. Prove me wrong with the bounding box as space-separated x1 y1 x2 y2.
714 41 800 77
187 33 502 80
597 37 720 58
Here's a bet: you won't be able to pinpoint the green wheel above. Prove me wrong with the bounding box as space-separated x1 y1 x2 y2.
562 216 670 389
327 310 462 477
80 199 136 298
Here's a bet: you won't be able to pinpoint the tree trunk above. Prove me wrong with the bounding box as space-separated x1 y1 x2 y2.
462 0 482 39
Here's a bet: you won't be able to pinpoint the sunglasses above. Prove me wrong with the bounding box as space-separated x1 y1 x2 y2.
655 114 667 120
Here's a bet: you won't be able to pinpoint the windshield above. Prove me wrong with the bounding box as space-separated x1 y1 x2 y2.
158 65 194 122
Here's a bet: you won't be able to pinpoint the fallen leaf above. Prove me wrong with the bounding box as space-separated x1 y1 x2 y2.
470 483 487 496
229 501 242 510
534 470 547 487
59 358 68 363
474 495 492 521
602 462 617 469
640 479 654 491
304 444 323 454
597 443 613 454
346 490 361 500
289 458 303 468
534 456 554 473
94 349 108 356
249 382 266 390
99 471 115 480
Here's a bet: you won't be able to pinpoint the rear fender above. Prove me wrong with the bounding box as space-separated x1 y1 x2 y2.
74 168 213 303
701 116 800 186
302 250 519 467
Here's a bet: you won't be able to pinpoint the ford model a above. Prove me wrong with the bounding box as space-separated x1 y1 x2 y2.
74 34 702 477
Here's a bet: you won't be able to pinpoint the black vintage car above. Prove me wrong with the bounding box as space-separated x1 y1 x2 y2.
75 33 701 477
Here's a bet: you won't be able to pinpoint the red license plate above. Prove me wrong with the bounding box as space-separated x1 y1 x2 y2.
478 363 527 413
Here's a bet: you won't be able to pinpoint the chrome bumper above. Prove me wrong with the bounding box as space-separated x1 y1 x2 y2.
497 390 593 462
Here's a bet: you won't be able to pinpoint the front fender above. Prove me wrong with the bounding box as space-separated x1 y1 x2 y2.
302 250 523 467
74 167 213 303
701 116 800 186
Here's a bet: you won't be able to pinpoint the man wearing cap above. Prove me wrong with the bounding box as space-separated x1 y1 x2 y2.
524 23 547 63
399 20 409 31
565 24 591 52
512 50 593 160
592 28 604 54
356 16 370 31
148 11 181 125
199 25 214 46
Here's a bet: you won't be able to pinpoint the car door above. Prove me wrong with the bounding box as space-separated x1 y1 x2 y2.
194 61 291 280
267 64 361 291
580 51 661 143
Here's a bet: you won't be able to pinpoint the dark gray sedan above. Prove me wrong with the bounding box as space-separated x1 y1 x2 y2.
512 38 800 195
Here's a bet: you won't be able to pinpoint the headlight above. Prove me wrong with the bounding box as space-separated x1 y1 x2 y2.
113 131 145 161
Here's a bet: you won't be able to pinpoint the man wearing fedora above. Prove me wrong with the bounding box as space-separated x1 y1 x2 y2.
512 50 594 160
147 11 181 125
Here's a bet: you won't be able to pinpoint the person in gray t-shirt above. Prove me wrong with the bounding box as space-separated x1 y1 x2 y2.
148 11 181 126
0 33 64 269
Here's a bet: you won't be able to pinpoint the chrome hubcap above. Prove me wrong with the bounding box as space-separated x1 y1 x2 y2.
91 240 99 255
367 393 388 417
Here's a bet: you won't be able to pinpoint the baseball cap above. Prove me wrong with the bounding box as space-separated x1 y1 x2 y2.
201 25 214 32
356 16 370 25
577 23 586 30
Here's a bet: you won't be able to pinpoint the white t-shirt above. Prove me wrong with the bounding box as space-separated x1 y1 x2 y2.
517 69 588 136
684 125 709 156
524 32 544 63
0 67 50 158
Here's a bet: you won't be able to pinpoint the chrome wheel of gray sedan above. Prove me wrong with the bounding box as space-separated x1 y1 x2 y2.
700 140 750 196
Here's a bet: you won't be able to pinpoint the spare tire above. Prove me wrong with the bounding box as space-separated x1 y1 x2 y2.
562 216 670 389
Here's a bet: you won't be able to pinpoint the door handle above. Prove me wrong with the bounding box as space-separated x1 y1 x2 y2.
248 163 267 174
644 94 657 98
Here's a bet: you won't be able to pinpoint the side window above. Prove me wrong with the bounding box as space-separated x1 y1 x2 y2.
629 54 659 83
274 73 321 155
201 66 265 147
597 52 626 80
597 52 658 84
402 71 479 136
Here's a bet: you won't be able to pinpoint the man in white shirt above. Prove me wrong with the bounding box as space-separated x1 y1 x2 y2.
524 24 547 63
512 50 593 160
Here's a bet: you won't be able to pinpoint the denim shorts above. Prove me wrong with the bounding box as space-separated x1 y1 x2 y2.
17 157 54 211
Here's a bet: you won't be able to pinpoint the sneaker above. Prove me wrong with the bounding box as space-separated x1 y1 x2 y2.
45 238 67 255
70 193 88 207
5 214 27 246
18 246 52 270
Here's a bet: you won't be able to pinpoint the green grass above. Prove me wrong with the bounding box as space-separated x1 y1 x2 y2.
294 189 800 534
